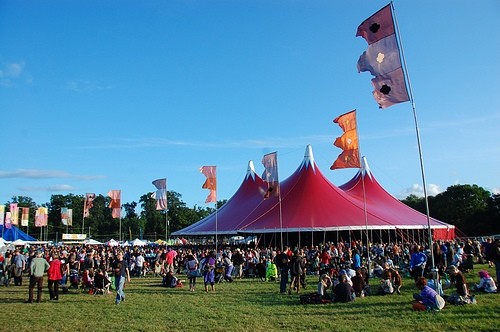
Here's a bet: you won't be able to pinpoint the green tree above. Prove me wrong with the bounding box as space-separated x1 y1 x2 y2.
430 184 491 236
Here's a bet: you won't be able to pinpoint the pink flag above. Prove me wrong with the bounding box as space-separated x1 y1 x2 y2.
83 193 96 218
10 203 18 226
152 178 168 210
108 190 121 219
35 207 48 227
5 212 12 229
262 152 279 198
371 68 409 109
356 4 409 108
200 166 217 203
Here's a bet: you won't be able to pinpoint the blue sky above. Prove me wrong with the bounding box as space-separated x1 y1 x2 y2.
1 0 499 211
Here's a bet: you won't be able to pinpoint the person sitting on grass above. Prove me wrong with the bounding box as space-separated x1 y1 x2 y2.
412 277 445 311
317 273 332 301
472 270 497 293
351 268 367 298
333 274 354 303
446 265 476 305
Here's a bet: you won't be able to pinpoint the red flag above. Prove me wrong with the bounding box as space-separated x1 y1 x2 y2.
356 4 394 45
357 4 409 108
108 190 121 219
152 178 168 210
200 166 217 203
331 111 361 170
83 193 96 218
262 152 279 198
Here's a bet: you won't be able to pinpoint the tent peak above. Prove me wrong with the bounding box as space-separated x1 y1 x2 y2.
245 160 256 180
361 156 373 180
300 144 316 171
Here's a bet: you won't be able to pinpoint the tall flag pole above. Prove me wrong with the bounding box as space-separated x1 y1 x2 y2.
330 110 371 274
108 190 122 241
200 166 217 252
261 152 283 250
152 178 168 240
356 2 434 269
82 193 96 235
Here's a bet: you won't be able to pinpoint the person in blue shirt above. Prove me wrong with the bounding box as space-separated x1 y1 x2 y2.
352 249 361 270
409 245 427 282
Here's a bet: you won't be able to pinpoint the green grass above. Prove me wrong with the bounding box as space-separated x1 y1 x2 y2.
1 265 499 332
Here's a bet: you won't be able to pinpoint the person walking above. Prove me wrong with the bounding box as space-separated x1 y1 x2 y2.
47 252 63 301
26 250 50 303
111 251 131 305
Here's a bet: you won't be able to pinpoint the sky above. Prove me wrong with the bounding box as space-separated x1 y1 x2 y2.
1 0 499 212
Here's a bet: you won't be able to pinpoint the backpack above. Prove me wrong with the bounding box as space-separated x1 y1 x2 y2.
434 294 445 310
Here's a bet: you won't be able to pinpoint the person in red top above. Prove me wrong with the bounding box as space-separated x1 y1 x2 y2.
320 249 330 267
47 252 63 301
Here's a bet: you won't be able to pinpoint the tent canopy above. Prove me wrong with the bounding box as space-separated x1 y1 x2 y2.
173 145 454 241
0 225 37 242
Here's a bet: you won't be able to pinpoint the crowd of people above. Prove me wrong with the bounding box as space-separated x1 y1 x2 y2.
0 236 498 310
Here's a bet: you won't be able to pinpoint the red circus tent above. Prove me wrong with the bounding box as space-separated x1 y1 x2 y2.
173 145 454 241
338 157 455 241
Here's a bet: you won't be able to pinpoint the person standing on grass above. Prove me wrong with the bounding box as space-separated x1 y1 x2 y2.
275 247 290 294
185 250 199 292
409 245 427 282
203 251 216 292
111 251 131 305
47 252 63 301
26 250 50 303
13 249 26 286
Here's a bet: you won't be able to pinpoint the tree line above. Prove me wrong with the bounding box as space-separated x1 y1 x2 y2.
4 184 499 241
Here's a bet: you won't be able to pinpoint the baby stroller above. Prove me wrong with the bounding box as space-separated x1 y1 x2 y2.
215 265 225 284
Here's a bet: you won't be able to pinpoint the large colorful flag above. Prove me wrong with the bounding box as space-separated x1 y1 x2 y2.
200 166 217 203
0 205 4 226
331 111 361 170
356 4 409 108
61 207 69 225
10 203 18 226
83 193 96 218
21 207 29 227
5 212 12 229
67 208 73 226
35 207 48 227
262 152 280 198
108 190 121 219
152 178 168 210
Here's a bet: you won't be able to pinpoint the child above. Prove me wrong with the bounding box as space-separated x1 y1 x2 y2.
472 270 497 293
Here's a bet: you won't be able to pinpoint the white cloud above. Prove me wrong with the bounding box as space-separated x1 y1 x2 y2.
18 184 77 193
397 183 442 199
0 169 104 180
0 61 27 87
490 187 500 195
66 79 115 92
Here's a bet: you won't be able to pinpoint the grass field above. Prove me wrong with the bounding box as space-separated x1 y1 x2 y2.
0 265 498 332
